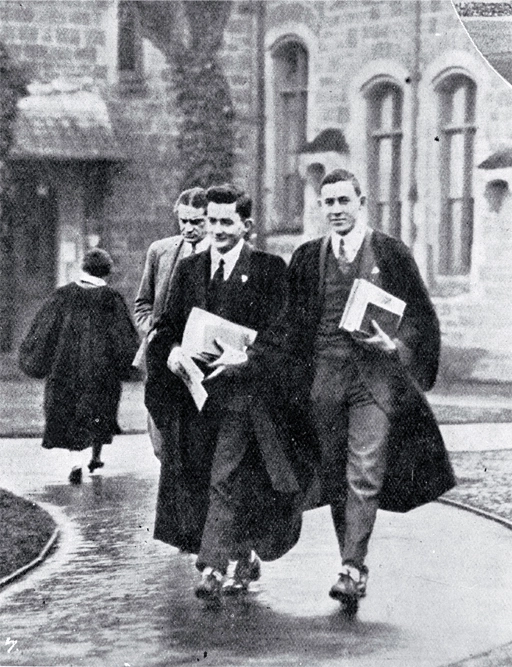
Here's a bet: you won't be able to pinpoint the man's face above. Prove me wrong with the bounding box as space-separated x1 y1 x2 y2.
319 180 363 236
207 201 250 254
177 204 207 245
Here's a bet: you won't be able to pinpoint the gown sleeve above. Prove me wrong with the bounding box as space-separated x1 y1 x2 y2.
18 293 64 379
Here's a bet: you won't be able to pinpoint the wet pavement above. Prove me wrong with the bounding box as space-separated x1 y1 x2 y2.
0 434 512 667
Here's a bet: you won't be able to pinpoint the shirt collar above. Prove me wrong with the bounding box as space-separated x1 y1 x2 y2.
183 235 210 257
76 271 107 287
210 238 245 280
330 218 367 263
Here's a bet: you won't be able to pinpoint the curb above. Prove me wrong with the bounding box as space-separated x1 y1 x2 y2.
437 496 512 531
0 525 59 589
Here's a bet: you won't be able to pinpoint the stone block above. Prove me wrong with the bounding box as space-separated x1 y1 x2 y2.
56 27 81 46
69 12 91 26
75 47 97 62
18 25 38 43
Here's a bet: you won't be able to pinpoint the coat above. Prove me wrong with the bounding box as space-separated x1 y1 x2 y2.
134 235 185 335
251 231 456 513
145 244 303 556
19 282 139 452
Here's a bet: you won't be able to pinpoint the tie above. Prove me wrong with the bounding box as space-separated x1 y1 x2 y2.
338 238 350 274
190 243 196 255
207 258 225 311
211 258 225 285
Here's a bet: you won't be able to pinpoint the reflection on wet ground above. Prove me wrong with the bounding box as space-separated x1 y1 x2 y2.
0 436 512 667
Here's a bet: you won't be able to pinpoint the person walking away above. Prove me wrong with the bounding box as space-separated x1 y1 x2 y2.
19 249 139 484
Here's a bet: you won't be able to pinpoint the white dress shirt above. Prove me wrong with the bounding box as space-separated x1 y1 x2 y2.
330 219 367 264
183 235 210 258
210 238 245 280
76 271 107 287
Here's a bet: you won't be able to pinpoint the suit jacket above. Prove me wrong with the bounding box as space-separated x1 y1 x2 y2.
134 235 184 335
251 230 456 513
145 243 295 554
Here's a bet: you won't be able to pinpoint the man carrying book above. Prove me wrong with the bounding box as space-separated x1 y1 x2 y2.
223 168 454 611
145 184 302 601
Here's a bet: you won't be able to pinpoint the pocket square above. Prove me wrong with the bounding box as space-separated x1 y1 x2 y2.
371 266 380 275
241 274 248 283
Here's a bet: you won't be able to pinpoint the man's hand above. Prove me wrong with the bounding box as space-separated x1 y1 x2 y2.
353 320 397 354
205 338 248 379
167 346 190 380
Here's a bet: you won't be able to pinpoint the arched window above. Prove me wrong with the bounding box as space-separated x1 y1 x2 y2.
437 74 476 276
366 81 403 239
271 40 308 233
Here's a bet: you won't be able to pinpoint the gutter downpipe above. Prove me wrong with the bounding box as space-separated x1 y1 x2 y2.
254 0 266 251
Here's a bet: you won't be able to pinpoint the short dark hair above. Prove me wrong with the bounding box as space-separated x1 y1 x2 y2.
320 169 362 197
206 183 252 220
82 248 113 278
174 187 207 213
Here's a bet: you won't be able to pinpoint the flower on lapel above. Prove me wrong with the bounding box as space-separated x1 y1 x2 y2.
241 274 248 283
371 266 380 275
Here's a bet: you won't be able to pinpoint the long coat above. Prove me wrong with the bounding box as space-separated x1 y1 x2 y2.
19 282 139 452
252 231 456 513
145 244 303 557
134 235 185 335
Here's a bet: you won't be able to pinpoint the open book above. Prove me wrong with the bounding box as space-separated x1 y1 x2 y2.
339 278 406 338
177 308 257 411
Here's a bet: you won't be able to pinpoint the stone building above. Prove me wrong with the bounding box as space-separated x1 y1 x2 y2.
1 0 511 383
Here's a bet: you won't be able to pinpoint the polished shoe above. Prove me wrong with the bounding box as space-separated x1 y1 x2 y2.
68 466 83 485
329 565 366 601
88 459 105 473
195 570 222 601
222 556 261 595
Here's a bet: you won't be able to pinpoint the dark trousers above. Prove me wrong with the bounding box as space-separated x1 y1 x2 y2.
196 408 256 574
310 354 389 570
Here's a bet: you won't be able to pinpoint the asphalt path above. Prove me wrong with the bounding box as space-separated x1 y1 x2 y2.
0 434 511 667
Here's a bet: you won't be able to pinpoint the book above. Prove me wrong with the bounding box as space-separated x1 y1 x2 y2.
181 307 257 359
175 308 257 411
339 278 406 338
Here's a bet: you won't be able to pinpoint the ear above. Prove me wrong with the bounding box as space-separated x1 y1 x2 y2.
359 195 366 207
243 218 253 233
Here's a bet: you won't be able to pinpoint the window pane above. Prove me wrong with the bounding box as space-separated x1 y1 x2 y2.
379 91 394 131
118 3 137 72
451 84 466 126
449 132 465 199
378 137 393 201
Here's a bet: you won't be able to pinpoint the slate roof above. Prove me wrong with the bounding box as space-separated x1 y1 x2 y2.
10 89 125 161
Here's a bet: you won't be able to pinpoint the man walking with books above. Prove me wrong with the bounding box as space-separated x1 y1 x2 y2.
145 184 302 601
226 168 454 611
284 168 454 609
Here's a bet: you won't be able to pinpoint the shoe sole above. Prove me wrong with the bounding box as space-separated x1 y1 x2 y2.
329 590 360 614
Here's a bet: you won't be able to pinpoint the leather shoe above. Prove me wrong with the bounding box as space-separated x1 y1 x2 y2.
195 571 222 601
222 556 261 595
88 459 104 473
329 565 367 601
69 466 82 485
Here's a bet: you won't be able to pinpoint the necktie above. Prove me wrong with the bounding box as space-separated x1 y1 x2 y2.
338 238 350 274
207 258 225 312
211 258 225 286
189 243 196 255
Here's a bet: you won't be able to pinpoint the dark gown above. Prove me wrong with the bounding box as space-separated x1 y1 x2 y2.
19 282 139 452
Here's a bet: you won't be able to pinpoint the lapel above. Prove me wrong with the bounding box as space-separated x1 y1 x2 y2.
226 242 252 290
193 250 212 310
356 229 382 287
158 237 184 312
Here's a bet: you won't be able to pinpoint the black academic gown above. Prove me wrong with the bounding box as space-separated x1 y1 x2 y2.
19 282 139 452
145 244 302 556
250 231 456 513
